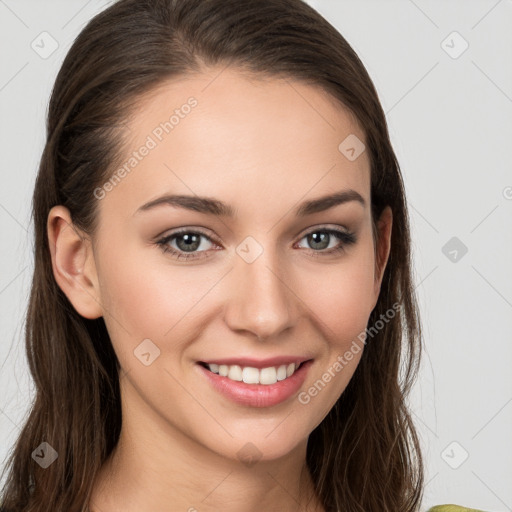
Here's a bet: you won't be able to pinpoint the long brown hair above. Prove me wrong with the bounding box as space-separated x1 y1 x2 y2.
0 0 424 510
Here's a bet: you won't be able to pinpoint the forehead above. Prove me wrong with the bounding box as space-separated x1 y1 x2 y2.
100 66 370 223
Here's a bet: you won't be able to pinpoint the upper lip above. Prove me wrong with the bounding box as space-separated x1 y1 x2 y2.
198 356 312 369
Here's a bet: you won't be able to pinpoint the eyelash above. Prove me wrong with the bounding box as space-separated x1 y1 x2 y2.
155 226 357 261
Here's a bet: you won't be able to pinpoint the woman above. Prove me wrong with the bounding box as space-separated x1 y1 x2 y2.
0 0 485 510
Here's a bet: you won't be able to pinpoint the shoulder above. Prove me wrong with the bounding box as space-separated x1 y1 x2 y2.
427 505 487 512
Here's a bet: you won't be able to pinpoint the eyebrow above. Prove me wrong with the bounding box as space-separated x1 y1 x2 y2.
134 189 366 217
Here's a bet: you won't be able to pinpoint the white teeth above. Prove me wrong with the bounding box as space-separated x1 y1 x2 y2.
260 367 277 385
276 365 287 381
227 365 243 381
206 362 299 385
242 367 259 384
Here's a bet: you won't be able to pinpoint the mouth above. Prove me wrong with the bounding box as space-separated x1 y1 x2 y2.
197 360 310 385
195 358 314 408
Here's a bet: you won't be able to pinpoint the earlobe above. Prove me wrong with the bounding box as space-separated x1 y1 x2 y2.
372 206 393 306
47 205 103 319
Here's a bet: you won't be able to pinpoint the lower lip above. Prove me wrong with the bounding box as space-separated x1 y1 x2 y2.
196 360 313 408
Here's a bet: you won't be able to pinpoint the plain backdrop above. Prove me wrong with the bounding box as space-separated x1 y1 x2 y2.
1 1 511 510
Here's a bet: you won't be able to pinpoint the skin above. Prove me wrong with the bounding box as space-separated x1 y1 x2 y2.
47 66 392 512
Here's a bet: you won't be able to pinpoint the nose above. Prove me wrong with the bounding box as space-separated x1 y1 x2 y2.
223 246 299 341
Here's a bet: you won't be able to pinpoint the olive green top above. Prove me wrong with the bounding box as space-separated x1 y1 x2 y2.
427 505 486 512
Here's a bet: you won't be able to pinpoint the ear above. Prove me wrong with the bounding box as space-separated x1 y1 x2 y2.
372 205 393 309
47 205 103 319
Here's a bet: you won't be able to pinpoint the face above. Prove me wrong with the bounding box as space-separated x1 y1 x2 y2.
50 66 392 464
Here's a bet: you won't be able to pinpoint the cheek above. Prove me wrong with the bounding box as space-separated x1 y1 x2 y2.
295 252 375 418
97 244 231 373
299 249 376 344
97 246 199 352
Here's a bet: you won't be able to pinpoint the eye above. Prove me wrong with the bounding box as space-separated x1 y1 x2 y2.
295 227 357 257
156 229 218 261
155 226 357 261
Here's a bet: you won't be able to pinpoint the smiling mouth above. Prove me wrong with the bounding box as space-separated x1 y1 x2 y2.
197 360 309 385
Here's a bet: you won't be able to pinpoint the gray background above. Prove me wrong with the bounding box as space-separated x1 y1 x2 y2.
1 0 511 510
